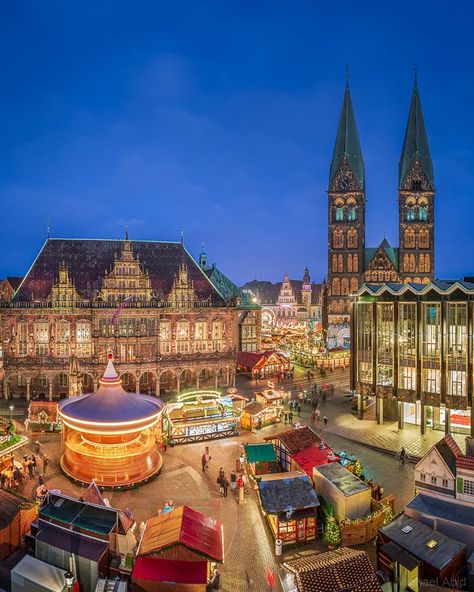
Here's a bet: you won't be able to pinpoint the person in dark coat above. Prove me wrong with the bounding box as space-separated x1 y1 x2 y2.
207 568 220 591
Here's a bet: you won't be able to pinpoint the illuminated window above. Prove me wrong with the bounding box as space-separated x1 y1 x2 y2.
56 321 70 357
195 320 208 352
76 321 91 356
17 322 28 356
34 322 49 356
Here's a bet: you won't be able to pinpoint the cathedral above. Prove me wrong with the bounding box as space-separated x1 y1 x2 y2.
327 79 435 348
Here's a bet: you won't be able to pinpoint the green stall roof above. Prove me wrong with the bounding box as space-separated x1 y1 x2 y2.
244 443 277 464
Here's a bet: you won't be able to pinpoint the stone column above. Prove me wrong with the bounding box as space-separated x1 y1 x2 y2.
48 381 53 402
357 392 364 420
155 379 160 397
215 373 219 389
420 403 426 435
226 368 230 386
26 379 31 402
397 401 404 430
4 381 9 400
135 378 140 394
445 408 451 435
196 375 200 390
176 378 181 394
376 397 383 425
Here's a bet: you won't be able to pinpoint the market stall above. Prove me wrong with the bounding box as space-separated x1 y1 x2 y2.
240 401 282 431
26 401 60 432
313 463 371 522
257 471 320 544
243 443 278 476
165 391 241 444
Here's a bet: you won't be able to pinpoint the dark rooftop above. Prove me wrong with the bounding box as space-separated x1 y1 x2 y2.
379 514 465 571
37 521 109 562
406 493 474 527
0 489 25 529
265 426 320 454
258 472 319 514
13 238 225 303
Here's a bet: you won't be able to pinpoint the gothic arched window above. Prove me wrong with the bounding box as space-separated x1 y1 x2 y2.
338 254 344 273
419 206 428 221
333 230 344 249
419 255 425 273
347 254 353 273
403 254 410 272
409 254 416 273
347 207 356 221
419 228 430 249
406 207 416 222
347 228 358 248
341 278 349 295
424 254 431 272
353 254 359 272
404 228 415 248
350 278 358 293
332 278 340 296
332 254 338 273
335 207 344 221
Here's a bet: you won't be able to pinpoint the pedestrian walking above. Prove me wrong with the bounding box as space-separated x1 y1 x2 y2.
201 453 207 472
230 470 237 495
223 477 229 499
284 412 288 425
297 403 301 417
31 454 37 474
288 411 293 424
42 455 49 475
316 408 321 422
323 415 328 427
217 472 225 497
27 458 34 479
207 568 220 591
265 569 276 592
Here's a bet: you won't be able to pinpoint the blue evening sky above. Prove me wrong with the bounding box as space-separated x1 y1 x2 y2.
0 2 472 285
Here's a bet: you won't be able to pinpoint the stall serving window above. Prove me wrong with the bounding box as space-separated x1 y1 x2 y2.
376 303 394 386
356 302 373 384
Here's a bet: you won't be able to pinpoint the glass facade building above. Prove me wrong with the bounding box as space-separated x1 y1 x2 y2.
351 281 474 436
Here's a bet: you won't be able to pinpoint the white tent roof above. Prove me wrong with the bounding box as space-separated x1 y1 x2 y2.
11 555 66 592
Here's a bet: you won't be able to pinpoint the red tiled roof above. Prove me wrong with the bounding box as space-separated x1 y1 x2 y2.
456 456 474 471
13 238 224 303
133 557 208 584
444 434 463 457
265 426 321 454
291 447 340 477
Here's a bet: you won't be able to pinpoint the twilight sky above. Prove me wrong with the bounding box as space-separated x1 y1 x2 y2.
0 2 473 286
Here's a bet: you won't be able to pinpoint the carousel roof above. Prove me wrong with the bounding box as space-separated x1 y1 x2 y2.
59 357 163 423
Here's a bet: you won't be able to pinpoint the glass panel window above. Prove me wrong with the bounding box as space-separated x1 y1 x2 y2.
17 322 28 355
356 303 373 384
377 303 394 386
159 321 171 353
447 303 467 362
463 480 474 495
399 303 416 358
422 303 441 360
35 322 49 356
56 322 70 356
399 366 416 390
76 321 91 356
447 370 466 397
212 321 224 351
422 368 440 394
177 320 190 353
195 321 207 352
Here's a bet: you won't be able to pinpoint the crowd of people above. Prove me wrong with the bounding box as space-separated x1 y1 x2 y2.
0 451 48 491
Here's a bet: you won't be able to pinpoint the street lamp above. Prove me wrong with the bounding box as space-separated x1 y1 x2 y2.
64 570 74 591
9 404 14 424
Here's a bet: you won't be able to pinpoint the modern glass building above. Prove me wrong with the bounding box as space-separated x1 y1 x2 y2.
351 281 474 436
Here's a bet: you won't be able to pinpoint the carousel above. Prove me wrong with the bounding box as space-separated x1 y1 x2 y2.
58 354 164 488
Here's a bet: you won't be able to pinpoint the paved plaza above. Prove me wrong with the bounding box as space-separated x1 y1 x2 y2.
0 365 465 590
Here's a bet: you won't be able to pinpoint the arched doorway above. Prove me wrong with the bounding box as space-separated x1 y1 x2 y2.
139 371 157 395
180 369 196 390
120 372 136 393
216 367 227 387
81 373 94 394
198 368 214 388
31 375 49 400
7 373 28 399
159 371 177 395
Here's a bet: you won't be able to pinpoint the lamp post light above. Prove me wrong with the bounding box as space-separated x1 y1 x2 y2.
9 404 14 424
64 570 74 592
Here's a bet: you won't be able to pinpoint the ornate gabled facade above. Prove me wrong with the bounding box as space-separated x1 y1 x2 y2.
327 79 435 347
0 237 257 401
241 270 325 330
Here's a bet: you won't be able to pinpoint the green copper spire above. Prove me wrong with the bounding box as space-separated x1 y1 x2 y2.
399 80 434 190
329 83 365 191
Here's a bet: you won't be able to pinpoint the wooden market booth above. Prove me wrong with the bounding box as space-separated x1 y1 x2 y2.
240 402 282 431
264 426 321 472
165 391 241 444
257 471 320 544
0 489 38 560
26 401 59 432
236 350 290 378
243 443 278 477
132 506 224 592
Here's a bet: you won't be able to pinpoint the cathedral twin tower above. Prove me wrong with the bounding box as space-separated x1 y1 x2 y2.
327 79 435 346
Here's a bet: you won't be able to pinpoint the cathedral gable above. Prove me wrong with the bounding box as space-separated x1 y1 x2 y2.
364 242 400 283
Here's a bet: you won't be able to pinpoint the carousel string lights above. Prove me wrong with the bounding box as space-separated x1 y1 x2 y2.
58 353 164 488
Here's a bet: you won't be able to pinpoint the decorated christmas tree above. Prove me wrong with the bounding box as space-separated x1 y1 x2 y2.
324 514 341 548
